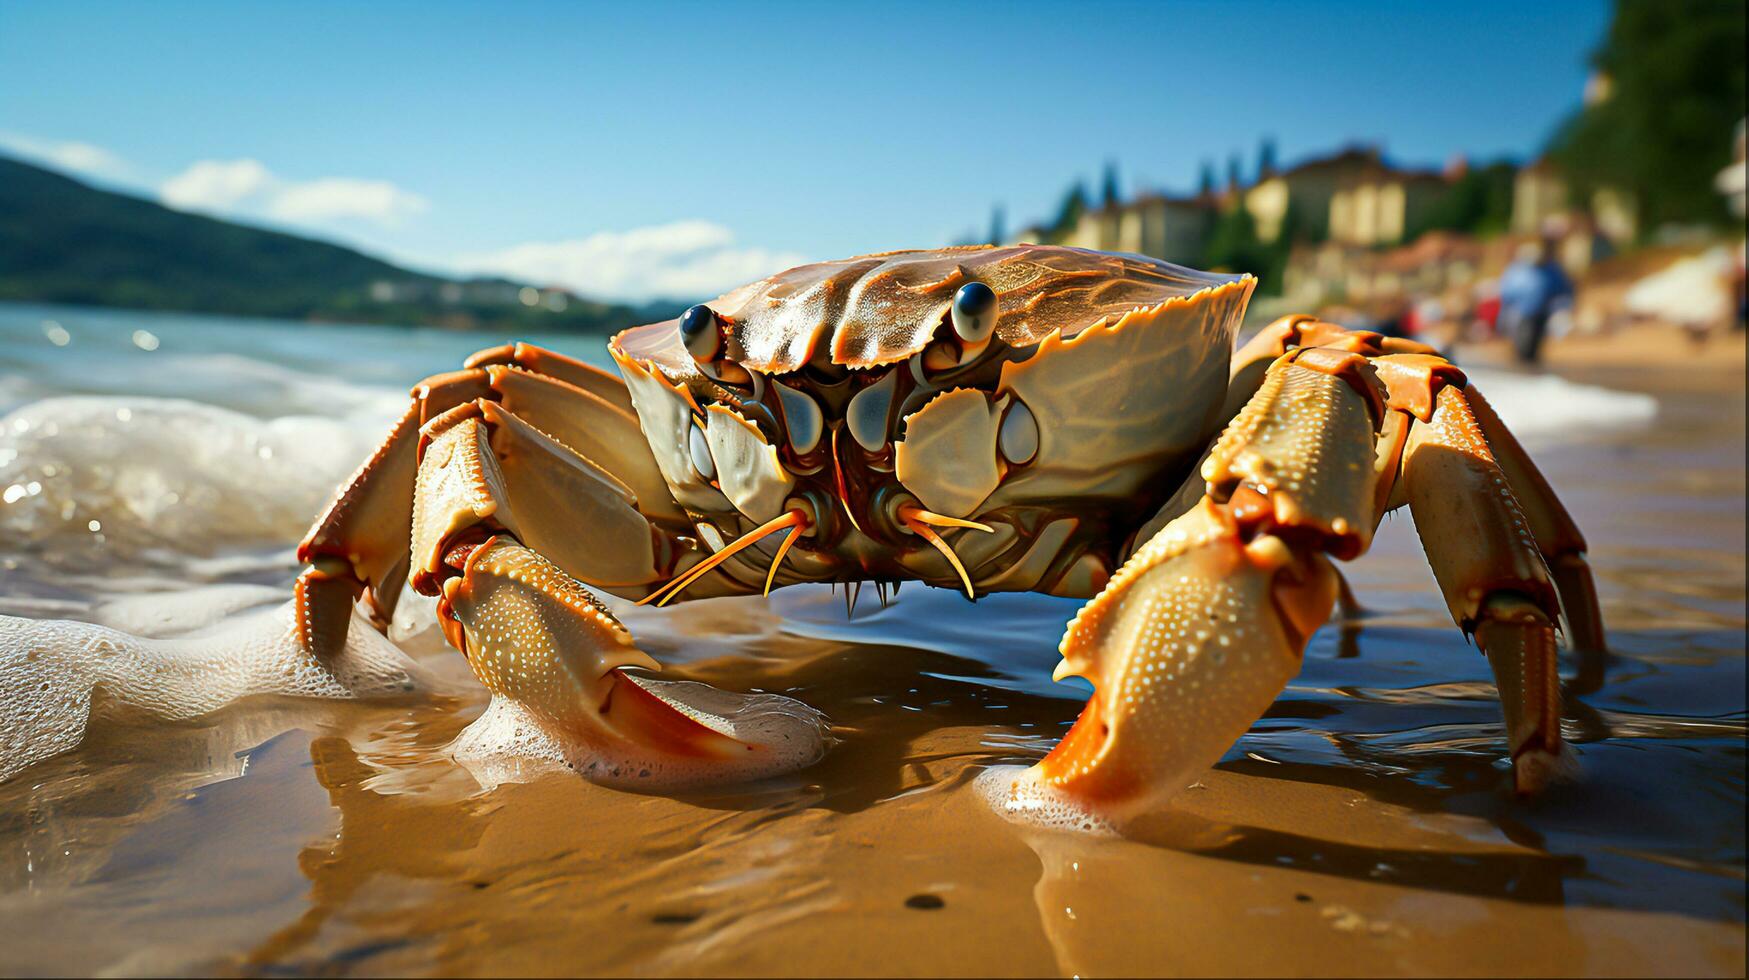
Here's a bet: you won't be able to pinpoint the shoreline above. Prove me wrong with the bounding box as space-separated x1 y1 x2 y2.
1457 321 1747 377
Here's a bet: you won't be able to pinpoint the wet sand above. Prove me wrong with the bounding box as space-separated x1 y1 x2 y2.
1464 321 1748 375
0 309 1744 977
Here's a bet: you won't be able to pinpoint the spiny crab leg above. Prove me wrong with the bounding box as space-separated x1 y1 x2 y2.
640 509 810 608
995 345 1585 828
443 535 751 760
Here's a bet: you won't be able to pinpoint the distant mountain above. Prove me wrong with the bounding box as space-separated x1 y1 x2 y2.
0 155 684 331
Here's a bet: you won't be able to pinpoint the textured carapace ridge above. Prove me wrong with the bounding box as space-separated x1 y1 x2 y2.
612 244 1250 376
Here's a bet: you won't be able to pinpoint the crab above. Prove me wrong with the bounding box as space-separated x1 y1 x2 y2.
294 245 1605 825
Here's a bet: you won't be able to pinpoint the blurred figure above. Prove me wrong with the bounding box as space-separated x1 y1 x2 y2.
1472 283 1502 341
1497 238 1572 363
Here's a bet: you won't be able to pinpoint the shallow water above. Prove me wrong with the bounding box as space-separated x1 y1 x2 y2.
0 301 1742 976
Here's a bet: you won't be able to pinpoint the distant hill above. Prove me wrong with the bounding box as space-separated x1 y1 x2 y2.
0 155 681 331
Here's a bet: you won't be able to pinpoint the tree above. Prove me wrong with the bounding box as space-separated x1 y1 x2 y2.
1100 160 1121 208
1548 0 1747 230
1203 203 1287 292
987 205 1007 245
1257 138 1279 179
1048 182 1088 239
1408 160 1518 239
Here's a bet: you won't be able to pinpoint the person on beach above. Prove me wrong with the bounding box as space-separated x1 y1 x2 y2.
1497 238 1573 364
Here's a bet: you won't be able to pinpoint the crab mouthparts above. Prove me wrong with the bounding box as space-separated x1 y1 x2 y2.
829 425 863 533
638 508 813 608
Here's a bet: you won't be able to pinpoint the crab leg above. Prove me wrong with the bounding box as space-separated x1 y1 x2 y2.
1392 371 1569 791
296 345 691 665
442 535 750 760
997 343 1593 827
1237 320 1604 657
411 403 773 764
995 350 1382 825
464 340 637 413
296 402 422 654
1462 388 1606 658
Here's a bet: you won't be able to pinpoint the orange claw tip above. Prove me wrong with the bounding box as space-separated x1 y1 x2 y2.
1031 692 1136 803
602 670 753 760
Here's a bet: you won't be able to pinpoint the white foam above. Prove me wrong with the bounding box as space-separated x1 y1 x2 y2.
450 677 831 791
1464 367 1657 444
0 602 422 782
90 584 287 638
974 764 1121 837
0 396 381 554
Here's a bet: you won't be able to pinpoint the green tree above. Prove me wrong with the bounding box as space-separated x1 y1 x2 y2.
1257 137 1278 179
1100 161 1121 208
1048 181 1089 239
1203 204 1287 293
1548 0 1746 230
987 205 1006 245
1408 160 1518 239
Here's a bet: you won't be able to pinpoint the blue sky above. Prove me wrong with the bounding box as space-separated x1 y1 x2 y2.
0 1 1610 300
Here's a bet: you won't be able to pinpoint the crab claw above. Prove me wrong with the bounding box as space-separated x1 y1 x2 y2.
985 500 1340 831
442 535 755 766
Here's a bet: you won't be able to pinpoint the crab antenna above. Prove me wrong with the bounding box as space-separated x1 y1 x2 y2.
640 509 809 608
762 523 803 597
897 507 978 600
896 504 995 535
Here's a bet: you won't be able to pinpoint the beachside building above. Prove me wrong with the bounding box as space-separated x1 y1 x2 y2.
1010 144 1475 275
1512 159 1569 236
1011 192 1218 266
1328 159 1448 247
1243 147 1375 244
1241 146 1446 248
1513 157 1640 244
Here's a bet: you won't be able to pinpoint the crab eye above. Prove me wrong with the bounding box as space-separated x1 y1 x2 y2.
688 419 716 480
950 282 998 343
680 304 721 362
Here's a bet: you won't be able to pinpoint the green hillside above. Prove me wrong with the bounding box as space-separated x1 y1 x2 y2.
0 155 668 331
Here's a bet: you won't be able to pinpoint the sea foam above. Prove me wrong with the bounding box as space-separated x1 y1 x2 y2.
0 602 422 782
452 679 831 791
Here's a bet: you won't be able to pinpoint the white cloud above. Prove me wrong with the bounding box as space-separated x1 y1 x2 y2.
0 131 133 180
267 177 425 223
159 158 275 210
158 158 427 228
453 221 808 302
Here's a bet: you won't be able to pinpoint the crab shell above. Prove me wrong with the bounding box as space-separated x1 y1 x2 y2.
609 245 1254 597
